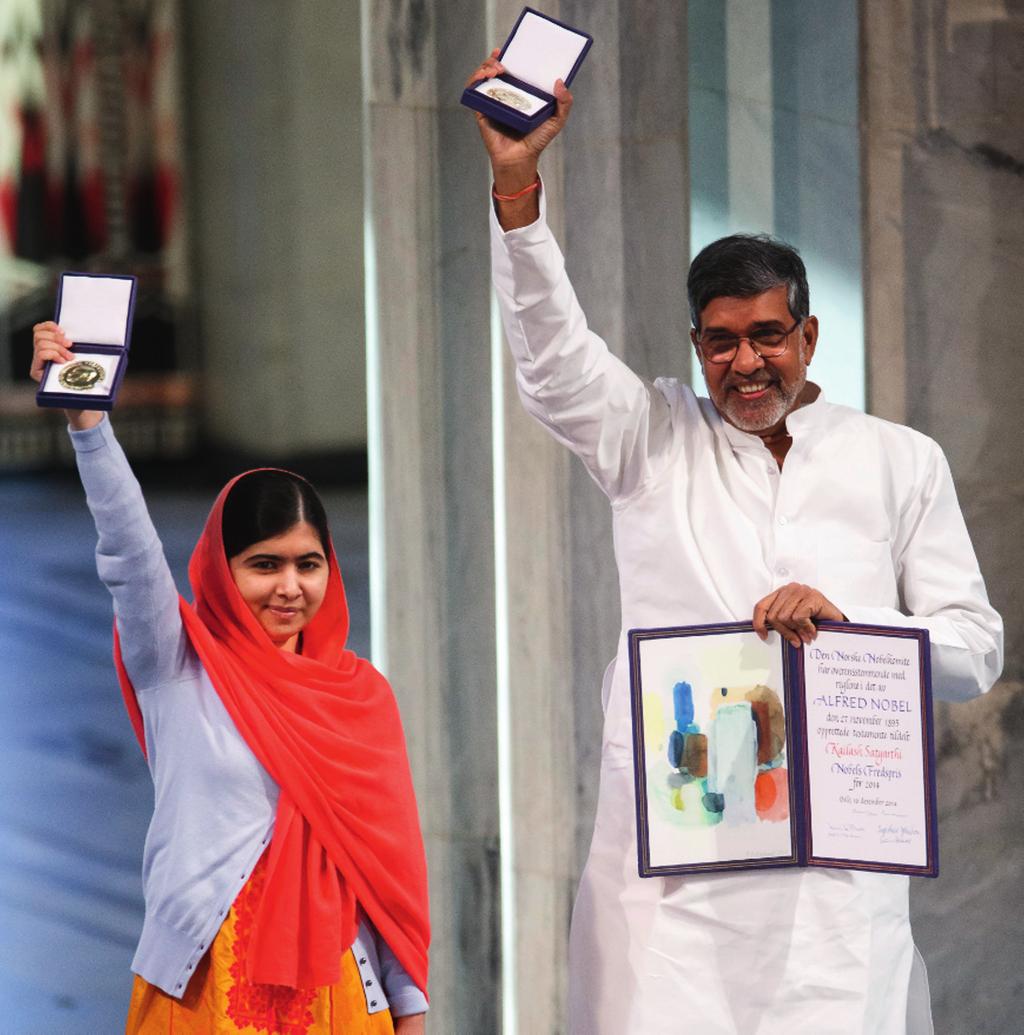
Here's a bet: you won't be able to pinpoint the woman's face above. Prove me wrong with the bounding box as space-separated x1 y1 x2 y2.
227 521 329 651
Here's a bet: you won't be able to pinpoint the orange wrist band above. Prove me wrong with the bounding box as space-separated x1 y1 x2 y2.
492 175 541 202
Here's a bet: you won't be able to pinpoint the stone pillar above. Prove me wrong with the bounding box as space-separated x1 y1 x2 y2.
861 4 1024 1031
559 0 690 924
492 2 689 1030
184 0 366 455
366 2 688 1029
361 1 499 1031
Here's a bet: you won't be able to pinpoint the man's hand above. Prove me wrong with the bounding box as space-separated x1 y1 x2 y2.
31 320 103 430
467 50 574 176
466 49 573 230
394 1013 426 1035
752 583 845 647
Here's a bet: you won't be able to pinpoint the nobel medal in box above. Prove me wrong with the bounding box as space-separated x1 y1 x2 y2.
461 7 592 134
36 272 138 412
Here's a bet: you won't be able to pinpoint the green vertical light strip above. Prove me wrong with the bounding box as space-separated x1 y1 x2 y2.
688 0 730 389
688 0 864 411
359 0 387 674
770 0 865 413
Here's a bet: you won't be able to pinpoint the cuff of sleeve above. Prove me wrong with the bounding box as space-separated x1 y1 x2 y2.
388 988 429 1018
68 414 112 453
489 174 549 243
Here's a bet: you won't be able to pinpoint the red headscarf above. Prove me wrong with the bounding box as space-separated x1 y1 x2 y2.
113 470 430 993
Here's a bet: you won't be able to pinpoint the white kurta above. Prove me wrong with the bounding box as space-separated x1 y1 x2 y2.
490 200 1003 1035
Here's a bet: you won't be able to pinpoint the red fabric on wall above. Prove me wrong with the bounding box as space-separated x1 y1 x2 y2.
113 471 430 995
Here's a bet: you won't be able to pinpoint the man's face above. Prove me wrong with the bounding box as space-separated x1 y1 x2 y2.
691 284 818 434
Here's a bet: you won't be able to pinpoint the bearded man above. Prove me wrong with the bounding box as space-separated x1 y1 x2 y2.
469 53 1003 1035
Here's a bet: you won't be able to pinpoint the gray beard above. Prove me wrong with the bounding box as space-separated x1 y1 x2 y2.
718 352 808 432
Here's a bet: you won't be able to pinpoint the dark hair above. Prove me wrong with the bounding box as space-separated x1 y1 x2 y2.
687 234 809 331
222 470 331 560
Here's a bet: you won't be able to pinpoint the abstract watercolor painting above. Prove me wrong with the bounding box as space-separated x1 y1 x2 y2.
632 626 797 872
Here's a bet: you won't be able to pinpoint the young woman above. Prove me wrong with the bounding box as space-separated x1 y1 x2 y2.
32 322 429 1035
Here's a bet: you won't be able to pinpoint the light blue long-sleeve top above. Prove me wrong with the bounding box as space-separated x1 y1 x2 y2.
70 416 427 1016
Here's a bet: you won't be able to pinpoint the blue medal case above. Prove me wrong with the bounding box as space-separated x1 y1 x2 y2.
461 7 593 135
36 272 138 412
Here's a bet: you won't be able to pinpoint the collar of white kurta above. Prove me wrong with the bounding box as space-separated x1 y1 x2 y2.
715 386 829 452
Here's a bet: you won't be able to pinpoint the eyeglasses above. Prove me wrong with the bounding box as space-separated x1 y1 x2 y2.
695 318 802 365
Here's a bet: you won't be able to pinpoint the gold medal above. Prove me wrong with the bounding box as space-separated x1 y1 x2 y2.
483 84 531 112
58 359 106 392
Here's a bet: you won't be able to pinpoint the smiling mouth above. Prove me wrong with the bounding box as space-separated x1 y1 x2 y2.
267 606 300 618
731 381 776 400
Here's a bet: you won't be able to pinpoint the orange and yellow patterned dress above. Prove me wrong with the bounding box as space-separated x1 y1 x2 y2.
126 852 396 1035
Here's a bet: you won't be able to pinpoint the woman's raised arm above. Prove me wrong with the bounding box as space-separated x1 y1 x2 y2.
32 323 188 692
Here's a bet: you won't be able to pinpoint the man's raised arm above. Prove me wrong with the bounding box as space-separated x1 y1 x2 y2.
467 50 572 231
468 51 673 503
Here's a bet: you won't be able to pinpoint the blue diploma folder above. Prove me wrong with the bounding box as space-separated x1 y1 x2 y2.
628 620 938 878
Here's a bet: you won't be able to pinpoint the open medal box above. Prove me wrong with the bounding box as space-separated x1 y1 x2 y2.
36 272 138 411
461 7 592 134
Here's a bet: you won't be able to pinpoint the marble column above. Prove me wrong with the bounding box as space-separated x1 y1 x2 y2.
557 0 690 918
861 4 1024 1031
490 2 690 1030
689 0 865 407
183 0 367 455
366 1 689 1030
361 2 499 1032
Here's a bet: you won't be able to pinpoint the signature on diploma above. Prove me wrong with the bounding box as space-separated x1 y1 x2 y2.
878 822 921 845
827 821 866 840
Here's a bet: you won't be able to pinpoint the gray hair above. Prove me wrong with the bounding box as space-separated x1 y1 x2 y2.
687 234 809 331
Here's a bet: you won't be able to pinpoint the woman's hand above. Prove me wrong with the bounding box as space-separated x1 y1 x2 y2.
31 321 103 430
393 1012 426 1035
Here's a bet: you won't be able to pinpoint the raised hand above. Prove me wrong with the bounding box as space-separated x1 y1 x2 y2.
467 49 573 230
31 320 103 429
467 50 573 177
31 320 75 382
